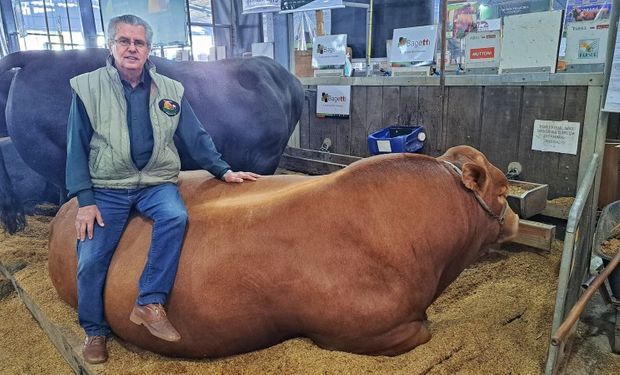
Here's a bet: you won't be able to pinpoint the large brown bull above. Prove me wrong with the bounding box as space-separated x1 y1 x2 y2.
48 146 518 358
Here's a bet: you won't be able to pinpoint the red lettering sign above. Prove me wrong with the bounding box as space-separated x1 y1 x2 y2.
470 47 495 60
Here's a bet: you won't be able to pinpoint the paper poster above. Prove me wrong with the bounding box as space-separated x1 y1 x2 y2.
390 25 437 66
316 85 351 118
464 31 501 68
603 25 620 112
565 0 611 25
500 10 563 74
476 18 501 32
312 34 347 68
242 0 280 14
531 120 581 155
252 42 274 59
564 20 609 64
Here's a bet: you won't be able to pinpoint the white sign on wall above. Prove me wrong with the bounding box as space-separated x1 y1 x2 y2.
500 10 563 73
531 120 581 155
316 85 351 118
389 25 437 66
464 31 501 68
604 24 620 112
565 20 609 65
242 0 281 14
312 34 347 68
476 18 501 32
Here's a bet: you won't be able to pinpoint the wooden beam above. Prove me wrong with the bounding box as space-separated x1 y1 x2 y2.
0 263 97 375
509 219 556 251
541 202 571 220
284 147 362 165
279 147 362 175
278 154 347 175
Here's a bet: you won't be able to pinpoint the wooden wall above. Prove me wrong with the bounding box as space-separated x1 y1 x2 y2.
298 85 589 198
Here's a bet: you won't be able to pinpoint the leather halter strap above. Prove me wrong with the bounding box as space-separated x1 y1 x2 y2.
442 160 508 225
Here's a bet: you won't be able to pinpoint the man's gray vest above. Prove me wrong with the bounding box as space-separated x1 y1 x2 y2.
69 58 184 189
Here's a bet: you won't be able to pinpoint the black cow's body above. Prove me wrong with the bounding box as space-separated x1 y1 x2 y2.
0 49 304 232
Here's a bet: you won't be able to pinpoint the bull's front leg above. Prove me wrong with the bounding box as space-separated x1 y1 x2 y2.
313 319 431 356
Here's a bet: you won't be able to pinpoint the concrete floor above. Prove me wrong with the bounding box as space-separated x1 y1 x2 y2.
564 287 620 374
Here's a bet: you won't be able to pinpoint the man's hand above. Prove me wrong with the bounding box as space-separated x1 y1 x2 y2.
75 204 104 241
223 170 261 183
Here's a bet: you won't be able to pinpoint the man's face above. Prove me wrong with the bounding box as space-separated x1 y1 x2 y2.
108 23 150 77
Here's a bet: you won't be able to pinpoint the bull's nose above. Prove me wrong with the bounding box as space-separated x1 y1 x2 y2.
498 211 519 243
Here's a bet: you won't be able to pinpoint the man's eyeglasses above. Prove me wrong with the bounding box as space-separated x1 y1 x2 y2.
114 38 148 49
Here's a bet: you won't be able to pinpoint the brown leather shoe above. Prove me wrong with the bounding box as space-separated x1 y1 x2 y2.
129 303 181 342
83 335 108 364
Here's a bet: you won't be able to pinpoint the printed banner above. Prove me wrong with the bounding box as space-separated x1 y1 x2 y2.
316 85 351 119
312 34 347 68
242 0 281 14
531 120 580 155
390 25 437 66
565 0 611 25
464 30 501 67
565 20 609 64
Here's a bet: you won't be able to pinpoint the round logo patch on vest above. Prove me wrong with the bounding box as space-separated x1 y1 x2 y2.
159 99 180 116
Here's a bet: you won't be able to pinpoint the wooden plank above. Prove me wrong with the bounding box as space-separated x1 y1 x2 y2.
418 86 443 156
444 86 483 149
299 87 312 149
350 86 369 157
479 86 522 174
399 86 419 126
557 86 588 197
517 87 566 198
541 201 571 220
278 154 347 175
509 219 556 251
382 86 400 126
284 147 361 165
357 86 384 158
366 86 384 135
0 263 97 375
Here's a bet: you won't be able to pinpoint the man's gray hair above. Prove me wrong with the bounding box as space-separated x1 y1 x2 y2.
107 14 153 46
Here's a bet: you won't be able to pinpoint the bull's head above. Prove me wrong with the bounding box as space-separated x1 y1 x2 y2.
438 145 519 244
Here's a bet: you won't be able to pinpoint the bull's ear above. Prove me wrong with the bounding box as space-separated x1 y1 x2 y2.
461 162 487 192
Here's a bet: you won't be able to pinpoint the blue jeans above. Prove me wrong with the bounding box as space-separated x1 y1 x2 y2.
76 183 188 337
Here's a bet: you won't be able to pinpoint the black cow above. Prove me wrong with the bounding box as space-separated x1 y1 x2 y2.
0 70 15 137
0 137 60 212
0 49 304 232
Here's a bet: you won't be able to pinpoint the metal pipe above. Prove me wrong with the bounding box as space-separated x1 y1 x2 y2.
552 248 620 346
439 0 447 83
366 0 373 76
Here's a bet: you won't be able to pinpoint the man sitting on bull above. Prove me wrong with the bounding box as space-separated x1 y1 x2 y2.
66 14 260 364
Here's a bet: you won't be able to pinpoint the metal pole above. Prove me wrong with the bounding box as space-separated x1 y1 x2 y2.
185 0 194 60
0 0 20 52
78 0 97 48
367 0 372 76
42 0 52 49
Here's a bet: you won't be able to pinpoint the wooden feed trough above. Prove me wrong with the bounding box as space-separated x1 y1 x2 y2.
507 180 549 219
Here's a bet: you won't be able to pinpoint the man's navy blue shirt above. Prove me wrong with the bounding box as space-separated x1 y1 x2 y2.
66 69 231 207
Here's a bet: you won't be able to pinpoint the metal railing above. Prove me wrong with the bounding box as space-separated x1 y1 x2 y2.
544 153 600 374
